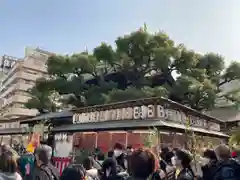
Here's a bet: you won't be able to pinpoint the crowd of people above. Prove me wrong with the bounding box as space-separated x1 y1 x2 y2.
0 142 240 180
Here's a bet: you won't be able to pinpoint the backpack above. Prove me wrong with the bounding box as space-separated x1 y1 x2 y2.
40 165 59 180
213 164 237 180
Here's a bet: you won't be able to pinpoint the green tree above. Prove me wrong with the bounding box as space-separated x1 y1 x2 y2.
229 127 240 146
24 78 59 113
25 25 240 112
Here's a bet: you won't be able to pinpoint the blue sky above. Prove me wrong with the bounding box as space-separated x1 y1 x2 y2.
0 0 239 65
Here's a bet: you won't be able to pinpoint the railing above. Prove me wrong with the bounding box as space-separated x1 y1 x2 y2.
1 94 30 109
2 107 38 117
1 62 21 85
0 72 20 92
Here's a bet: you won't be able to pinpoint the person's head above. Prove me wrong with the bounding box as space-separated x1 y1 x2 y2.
161 147 169 154
0 151 18 173
101 158 117 177
172 148 179 155
34 146 51 167
113 143 124 157
160 147 169 160
107 151 114 158
215 144 230 161
39 144 52 160
127 145 133 153
83 156 94 170
97 152 105 161
1 145 9 154
60 164 86 180
175 150 192 169
129 148 156 179
200 149 217 167
165 151 175 165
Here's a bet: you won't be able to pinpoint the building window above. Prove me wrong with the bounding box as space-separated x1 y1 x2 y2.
15 91 29 96
22 79 34 85
25 69 38 75
12 103 25 108
34 60 43 66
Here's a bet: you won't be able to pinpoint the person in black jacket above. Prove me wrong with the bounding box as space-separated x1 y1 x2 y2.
100 158 128 180
32 146 60 180
60 164 86 180
200 149 218 180
128 148 156 180
113 143 127 171
213 144 240 180
175 150 194 180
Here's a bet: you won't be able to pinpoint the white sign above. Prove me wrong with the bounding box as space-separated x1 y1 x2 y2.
73 105 168 124
72 105 220 130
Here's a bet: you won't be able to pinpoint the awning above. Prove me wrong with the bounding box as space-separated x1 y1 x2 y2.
160 121 229 137
21 111 73 123
52 119 228 137
52 119 161 132
0 128 29 135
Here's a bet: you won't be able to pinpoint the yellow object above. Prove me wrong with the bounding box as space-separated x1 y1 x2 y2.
26 143 35 153
175 168 180 178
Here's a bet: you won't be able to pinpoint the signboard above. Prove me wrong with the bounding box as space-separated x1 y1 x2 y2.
73 104 221 131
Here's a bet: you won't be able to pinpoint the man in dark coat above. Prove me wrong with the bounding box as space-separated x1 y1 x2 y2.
32 145 60 180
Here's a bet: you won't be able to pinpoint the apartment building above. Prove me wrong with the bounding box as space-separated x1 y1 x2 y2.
0 47 52 118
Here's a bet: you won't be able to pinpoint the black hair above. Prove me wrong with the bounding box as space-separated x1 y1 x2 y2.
114 143 124 150
83 156 94 170
0 151 18 173
203 149 217 161
165 151 175 165
129 148 156 179
160 147 170 161
127 145 132 149
176 150 192 169
34 147 49 165
97 152 105 161
60 164 86 180
101 158 117 178
107 151 114 158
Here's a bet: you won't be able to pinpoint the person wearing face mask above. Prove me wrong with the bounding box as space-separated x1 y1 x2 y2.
200 149 218 180
100 158 128 180
175 150 194 180
113 143 127 172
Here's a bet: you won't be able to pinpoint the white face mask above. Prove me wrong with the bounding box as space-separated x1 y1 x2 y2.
114 149 122 157
200 157 210 166
124 160 128 168
171 156 177 166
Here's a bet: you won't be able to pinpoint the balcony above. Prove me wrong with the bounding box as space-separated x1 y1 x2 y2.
3 95 30 108
1 61 22 85
0 82 33 99
21 72 44 81
23 56 47 72
0 71 21 92
2 107 38 117
1 71 44 92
